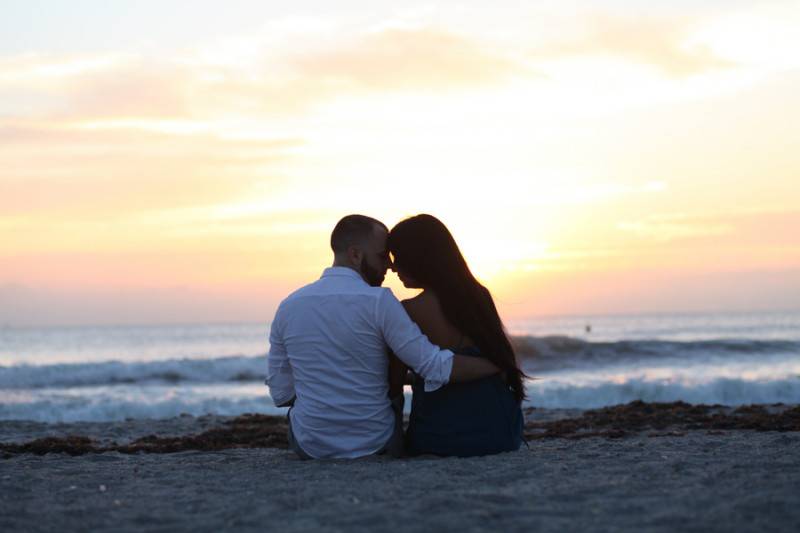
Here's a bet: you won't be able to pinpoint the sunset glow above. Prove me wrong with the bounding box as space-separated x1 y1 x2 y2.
2 0 799 325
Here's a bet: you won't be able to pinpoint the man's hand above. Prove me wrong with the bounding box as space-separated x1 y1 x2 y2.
448 355 500 383
275 396 296 408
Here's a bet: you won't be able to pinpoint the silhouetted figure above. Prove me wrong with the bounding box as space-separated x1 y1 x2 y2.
388 214 526 457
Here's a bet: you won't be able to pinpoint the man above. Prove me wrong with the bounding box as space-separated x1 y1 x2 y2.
267 214 498 459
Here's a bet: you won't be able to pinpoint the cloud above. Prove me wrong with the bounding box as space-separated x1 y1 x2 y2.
533 15 734 77
616 210 800 245
185 26 526 118
0 53 192 119
61 62 191 118
616 215 731 242
290 27 520 90
0 52 125 83
0 120 301 216
0 119 302 148
0 25 526 123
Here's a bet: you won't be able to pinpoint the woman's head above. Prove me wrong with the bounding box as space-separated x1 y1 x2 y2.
388 214 471 290
388 214 527 403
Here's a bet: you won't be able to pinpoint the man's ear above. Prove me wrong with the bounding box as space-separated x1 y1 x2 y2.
347 245 363 266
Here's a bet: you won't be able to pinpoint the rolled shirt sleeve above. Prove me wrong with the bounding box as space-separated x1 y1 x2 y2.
266 308 296 407
376 289 454 392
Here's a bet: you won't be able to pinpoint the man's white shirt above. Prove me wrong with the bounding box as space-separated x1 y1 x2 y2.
267 267 454 459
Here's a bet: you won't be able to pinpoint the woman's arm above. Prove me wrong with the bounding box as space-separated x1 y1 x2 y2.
387 350 408 399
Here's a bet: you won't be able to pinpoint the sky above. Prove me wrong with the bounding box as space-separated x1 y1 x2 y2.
1 0 799 326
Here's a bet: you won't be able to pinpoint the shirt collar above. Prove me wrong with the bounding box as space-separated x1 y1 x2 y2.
321 266 366 282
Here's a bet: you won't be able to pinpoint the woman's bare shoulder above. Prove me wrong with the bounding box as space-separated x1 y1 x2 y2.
400 292 423 308
400 293 426 320
402 291 467 348
402 292 444 326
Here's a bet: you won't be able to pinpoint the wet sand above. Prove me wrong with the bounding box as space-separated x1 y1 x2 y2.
2 402 799 532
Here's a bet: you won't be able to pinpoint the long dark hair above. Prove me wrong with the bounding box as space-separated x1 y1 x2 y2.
388 214 527 403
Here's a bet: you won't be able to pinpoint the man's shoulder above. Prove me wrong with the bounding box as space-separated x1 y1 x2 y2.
282 279 320 302
273 280 320 317
280 278 394 307
371 285 397 302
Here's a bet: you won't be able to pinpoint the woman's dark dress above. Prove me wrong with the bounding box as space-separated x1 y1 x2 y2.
405 346 524 457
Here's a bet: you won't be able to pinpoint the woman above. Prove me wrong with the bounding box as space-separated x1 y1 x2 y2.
388 214 526 457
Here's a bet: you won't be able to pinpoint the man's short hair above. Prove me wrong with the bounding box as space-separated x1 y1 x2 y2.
330 215 388 253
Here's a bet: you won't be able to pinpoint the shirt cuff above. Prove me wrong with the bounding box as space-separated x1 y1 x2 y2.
423 349 454 392
266 378 295 407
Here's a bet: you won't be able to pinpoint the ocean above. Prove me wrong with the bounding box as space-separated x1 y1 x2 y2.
1 311 799 423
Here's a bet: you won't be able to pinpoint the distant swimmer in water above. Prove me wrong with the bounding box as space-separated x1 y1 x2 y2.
585 324 592 334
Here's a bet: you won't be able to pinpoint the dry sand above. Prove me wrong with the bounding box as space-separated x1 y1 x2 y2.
2 406 799 532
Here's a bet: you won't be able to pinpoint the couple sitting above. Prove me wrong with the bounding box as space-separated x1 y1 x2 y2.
267 214 526 459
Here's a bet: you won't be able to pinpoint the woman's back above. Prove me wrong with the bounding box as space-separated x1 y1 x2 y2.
403 292 524 457
387 213 527 456
402 291 471 350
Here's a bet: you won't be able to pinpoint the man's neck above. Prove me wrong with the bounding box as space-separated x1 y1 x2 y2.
331 262 366 281
332 261 357 272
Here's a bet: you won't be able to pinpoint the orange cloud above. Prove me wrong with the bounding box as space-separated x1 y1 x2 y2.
0 121 301 216
616 210 800 247
533 15 733 77
616 215 732 242
187 26 526 117
61 62 191 119
1 26 525 123
290 27 520 90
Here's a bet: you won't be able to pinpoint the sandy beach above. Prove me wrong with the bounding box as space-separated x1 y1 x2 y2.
2 403 799 532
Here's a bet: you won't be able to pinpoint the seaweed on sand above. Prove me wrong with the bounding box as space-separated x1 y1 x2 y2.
523 401 800 440
3 402 799 457
1 413 288 457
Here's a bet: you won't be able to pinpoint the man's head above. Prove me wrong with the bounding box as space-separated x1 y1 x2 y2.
331 215 390 286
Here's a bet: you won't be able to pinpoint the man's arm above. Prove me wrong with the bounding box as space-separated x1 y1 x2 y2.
266 310 296 408
377 290 498 391
450 355 500 383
